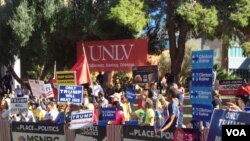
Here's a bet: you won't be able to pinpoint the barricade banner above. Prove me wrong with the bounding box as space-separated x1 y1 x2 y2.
44 83 54 98
132 65 158 84
28 79 45 97
122 125 173 141
10 98 28 114
59 85 83 104
75 125 107 141
207 109 250 141
11 122 66 141
173 128 200 141
69 110 93 130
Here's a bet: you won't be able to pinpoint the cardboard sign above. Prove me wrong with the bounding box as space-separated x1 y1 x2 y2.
59 85 83 104
132 65 158 83
56 71 76 85
11 122 66 141
28 79 45 97
126 88 136 103
69 110 93 130
44 84 54 98
102 107 116 121
10 98 28 114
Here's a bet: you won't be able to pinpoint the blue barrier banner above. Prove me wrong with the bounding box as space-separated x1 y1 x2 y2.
207 109 250 141
192 50 214 69
123 125 173 141
192 69 213 86
126 88 136 103
75 125 107 141
102 107 116 121
190 86 212 105
192 104 213 121
58 85 83 104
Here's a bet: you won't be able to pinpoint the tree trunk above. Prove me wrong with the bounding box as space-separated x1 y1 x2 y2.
167 0 177 78
6 65 25 87
221 40 229 70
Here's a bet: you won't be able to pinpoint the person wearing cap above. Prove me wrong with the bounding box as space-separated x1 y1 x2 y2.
43 101 59 122
31 101 46 122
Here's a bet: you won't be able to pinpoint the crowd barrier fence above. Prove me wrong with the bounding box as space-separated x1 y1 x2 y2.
0 121 209 141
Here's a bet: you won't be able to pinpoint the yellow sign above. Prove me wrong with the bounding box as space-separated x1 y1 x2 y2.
56 71 76 85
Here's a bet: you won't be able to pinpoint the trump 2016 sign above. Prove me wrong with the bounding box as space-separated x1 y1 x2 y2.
76 39 148 71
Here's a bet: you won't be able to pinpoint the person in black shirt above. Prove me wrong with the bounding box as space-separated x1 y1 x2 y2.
2 71 13 94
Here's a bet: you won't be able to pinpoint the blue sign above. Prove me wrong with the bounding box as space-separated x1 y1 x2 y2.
192 50 214 69
244 107 250 112
190 86 212 105
59 85 83 104
192 68 213 86
126 88 136 103
102 107 116 121
207 109 250 141
192 104 213 121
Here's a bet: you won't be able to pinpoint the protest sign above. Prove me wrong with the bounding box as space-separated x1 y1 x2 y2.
126 88 136 103
219 80 243 95
123 125 173 141
190 86 212 105
12 122 66 141
192 104 213 121
102 107 116 121
28 79 45 97
59 85 83 104
207 109 250 141
44 83 54 98
132 65 158 83
10 98 28 114
75 125 107 141
56 71 76 85
69 110 93 130
192 50 214 69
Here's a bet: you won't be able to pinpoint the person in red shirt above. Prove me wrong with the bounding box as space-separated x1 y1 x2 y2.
236 80 250 95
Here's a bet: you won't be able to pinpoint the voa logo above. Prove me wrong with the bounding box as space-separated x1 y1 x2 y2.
226 129 246 136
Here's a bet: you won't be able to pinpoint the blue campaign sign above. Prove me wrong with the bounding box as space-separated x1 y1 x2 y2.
192 50 214 69
59 85 83 104
190 86 212 105
192 104 213 121
192 68 213 86
102 107 116 121
126 88 136 103
207 109 250 141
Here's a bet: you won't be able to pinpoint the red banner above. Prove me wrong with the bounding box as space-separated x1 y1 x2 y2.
76 39 148 72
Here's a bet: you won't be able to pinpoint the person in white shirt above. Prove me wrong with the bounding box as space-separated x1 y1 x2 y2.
44 101 59 122
92 81 103 102
0 99 9 120
98 92 109 108
14 85 23 97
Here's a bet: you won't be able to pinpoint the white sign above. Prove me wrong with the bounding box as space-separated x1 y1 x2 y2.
10 98 28 114
44 84 54 98
69 110 93 130
28 79 45 97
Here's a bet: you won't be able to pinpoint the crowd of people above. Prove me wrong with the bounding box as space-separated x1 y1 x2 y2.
0 70 249 134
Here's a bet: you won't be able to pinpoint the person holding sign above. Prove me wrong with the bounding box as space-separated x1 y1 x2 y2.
43 101 59 122
108 101 125 125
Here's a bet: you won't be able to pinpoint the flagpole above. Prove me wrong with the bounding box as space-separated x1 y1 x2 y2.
53 60 56 79
81 42 92 84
